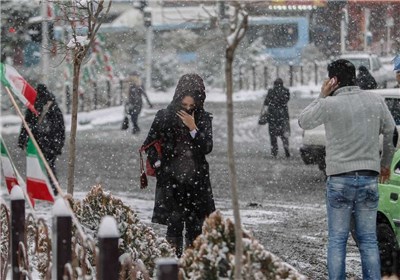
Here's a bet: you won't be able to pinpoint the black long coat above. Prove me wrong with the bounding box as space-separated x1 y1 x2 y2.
143 107 215 225
125 84 152 115
18 87 65 162
356 68 377 90
264 85 290 136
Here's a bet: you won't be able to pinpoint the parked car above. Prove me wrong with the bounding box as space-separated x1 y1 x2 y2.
350 149 400 275
299 88 400 172
375 149 400 275
337 53 395 88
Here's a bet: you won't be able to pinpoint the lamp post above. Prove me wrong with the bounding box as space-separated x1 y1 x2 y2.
144 7 152 93
41 0 49 84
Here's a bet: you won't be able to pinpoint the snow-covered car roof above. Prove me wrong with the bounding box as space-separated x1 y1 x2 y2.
338 53 377 59
369 88 400 99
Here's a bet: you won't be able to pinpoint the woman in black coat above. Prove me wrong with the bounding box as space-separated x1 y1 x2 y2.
18 84 65 193
124 72 152 134
142 73 215 257
264 78 291 158
356 65 377 90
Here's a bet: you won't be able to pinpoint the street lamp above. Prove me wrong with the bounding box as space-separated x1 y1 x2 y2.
143 7 152 92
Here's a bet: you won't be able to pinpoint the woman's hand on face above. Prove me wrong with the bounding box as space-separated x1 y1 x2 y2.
176 110 197 131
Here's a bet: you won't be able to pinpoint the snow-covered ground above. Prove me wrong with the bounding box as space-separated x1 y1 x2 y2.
0 84 321 134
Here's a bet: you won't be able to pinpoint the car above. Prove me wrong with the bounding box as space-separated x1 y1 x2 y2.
299 88 400 173
350 149 400 275
376 149 400 275
338 52 395 88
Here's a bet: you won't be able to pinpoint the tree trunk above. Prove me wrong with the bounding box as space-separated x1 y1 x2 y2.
67 61 81 195
225 46 243 280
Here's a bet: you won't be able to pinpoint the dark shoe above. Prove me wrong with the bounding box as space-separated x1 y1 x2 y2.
166 236 183 258
185 238 195 250
132 127 140 134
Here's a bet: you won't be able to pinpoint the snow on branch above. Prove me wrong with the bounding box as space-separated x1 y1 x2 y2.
66 35 90 49
225 3 248 50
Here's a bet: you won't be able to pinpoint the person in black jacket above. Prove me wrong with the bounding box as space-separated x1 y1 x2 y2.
356 65 377 90
124 72 152 134
142 73 215 257
18 84 65 193
264 78 291 158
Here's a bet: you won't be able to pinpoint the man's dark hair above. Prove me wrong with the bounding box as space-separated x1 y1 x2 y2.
327 59 356 87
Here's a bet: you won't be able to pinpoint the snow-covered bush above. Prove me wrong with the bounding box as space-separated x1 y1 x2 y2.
71 185 175 276
180 210 306 280
152 51 181 91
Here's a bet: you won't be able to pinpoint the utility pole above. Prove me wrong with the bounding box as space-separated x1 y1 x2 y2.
340 7 348 54
144 7 152 93
363 8 371 52
41 0 49 84
386 17 394 55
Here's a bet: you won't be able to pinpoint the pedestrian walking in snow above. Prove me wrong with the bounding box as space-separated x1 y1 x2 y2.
356 65 377 90
299 59 396 279
18 84 65 194
263 78 291 158
123 72 152 134
142 73 215 257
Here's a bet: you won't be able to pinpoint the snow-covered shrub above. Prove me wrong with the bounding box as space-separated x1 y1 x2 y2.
180 210 306 280
0 204 10 274
71 185 175 276
151 51 181 91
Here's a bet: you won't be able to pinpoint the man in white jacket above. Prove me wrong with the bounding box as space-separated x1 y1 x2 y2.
299 59 396 280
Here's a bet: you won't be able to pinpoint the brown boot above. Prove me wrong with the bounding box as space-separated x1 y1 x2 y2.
166 236 183 258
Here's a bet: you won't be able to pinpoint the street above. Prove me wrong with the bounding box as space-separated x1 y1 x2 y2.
2 95 363 279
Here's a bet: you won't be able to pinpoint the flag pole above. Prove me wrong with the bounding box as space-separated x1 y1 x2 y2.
4 86 88 240
1 137 35 210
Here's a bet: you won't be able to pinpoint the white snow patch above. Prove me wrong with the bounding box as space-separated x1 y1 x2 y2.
98 215 119 238
52 197 71 217
10 185 24 200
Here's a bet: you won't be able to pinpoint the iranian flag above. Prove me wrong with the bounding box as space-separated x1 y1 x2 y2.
1 137 20 193
26 139 55 202
0 63 38 115
0 137 35 206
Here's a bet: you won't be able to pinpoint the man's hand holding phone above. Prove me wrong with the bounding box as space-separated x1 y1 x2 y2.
321 77 339 98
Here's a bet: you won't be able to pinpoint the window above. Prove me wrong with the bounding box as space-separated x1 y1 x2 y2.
385 98 400 125
248 23 299 48
346 58 370 70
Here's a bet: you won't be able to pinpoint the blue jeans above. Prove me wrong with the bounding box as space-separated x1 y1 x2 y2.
326 175 380 280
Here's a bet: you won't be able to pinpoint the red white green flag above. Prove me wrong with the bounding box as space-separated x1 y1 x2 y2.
0 63 38 115
0 137 35 206
1 137 20 193
26 139 55 202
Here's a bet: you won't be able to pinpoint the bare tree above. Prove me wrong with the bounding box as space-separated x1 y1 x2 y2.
55 0 112 195
221 2 248 279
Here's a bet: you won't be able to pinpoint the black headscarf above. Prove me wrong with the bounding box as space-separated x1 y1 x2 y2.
168 73 206 113
35 84 56 113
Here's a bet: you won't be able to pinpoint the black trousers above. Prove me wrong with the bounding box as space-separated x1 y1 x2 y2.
129 112 140 133
270 133 290 157
165 181 204 245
